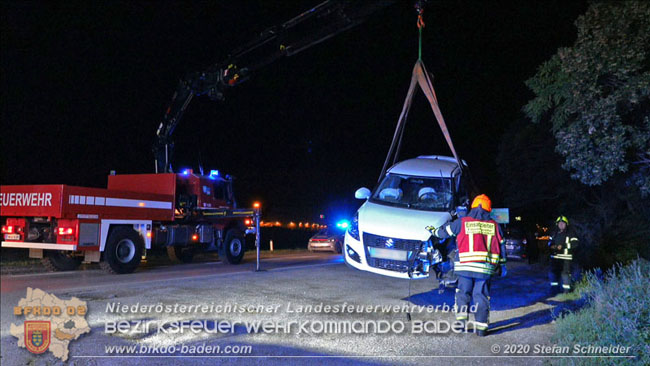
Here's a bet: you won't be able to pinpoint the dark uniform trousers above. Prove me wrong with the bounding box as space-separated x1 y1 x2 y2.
549 258 572 291
455 276 489 330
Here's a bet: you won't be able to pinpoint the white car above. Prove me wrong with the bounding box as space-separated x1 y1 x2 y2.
344 155 469 279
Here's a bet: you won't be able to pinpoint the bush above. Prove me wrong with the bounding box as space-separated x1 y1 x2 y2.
552 259 650 365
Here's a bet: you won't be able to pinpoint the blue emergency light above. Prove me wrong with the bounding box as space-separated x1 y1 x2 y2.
336 220 350 230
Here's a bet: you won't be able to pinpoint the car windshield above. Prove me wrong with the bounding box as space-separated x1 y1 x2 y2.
370 174 453 211
315 229 332 236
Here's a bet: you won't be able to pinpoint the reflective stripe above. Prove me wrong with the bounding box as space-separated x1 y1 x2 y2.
459 251 499 257
551 254 573 260
446 225 454 236
486 234 493 252
550 282 559 286
459 252 500 264
456 316 468 320
459 256 500 264
455 261 494 269
468 233 474 253
455 267 493 274
459 256 500 262
455 262 495 275
474 321 488 330
459 252 500 259
105 197 172 210
562 285 571 289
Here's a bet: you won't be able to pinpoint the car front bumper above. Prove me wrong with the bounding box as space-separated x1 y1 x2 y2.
343 231 428 280
308 242 337 252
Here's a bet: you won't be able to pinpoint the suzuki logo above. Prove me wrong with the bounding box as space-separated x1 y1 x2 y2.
385 238 395 248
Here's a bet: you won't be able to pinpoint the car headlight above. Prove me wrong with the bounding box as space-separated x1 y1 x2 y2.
346 245 361 263
348 212 360 241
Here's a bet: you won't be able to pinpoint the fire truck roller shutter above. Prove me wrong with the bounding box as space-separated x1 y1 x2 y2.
100 226 143 274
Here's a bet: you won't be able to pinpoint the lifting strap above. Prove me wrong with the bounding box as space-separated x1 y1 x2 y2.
379 59 464 182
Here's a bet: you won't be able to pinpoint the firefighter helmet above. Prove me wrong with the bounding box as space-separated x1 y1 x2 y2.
556 216 569 225
471 194 492 212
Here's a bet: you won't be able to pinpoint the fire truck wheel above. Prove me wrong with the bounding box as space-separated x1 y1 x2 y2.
224 229 245 264
167 246 194 263
100 227 143 274
41 250 82 271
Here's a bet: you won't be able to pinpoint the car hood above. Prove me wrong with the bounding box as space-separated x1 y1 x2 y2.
358 201 452 241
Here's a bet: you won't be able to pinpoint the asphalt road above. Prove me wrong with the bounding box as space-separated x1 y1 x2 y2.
1 253 571 366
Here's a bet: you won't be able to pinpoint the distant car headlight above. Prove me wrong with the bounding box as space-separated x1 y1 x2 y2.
348 212 360 241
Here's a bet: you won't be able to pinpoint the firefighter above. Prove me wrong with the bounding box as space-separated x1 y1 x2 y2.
426 194 506 336
548 216 579 293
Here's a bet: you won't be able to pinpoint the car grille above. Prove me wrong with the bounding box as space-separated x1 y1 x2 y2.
366 258 411 272
362 232 422 273
363 232 422 251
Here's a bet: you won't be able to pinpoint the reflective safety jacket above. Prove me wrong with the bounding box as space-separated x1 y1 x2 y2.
549 229 579 261
434 207 506 279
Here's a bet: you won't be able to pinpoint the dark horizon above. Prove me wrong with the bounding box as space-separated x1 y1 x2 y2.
1 1 588 221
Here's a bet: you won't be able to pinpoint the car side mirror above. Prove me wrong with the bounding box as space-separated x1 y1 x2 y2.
355 187 371 200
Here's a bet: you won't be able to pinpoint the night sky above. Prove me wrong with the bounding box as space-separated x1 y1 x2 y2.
1 1 587 221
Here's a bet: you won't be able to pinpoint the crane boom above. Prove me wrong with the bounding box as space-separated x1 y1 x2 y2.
154 1 394 173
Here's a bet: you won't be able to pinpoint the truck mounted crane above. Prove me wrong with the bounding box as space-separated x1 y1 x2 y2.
154 1 394 173
1 1 394 274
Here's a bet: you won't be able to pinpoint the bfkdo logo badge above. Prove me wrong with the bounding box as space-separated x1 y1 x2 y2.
11 288 90 361
24 321 51 354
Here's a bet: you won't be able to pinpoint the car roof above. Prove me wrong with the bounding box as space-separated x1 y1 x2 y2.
387 155 465 178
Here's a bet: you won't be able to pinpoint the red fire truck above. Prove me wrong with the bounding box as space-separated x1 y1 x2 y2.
0 170 256 274
1 2 392 274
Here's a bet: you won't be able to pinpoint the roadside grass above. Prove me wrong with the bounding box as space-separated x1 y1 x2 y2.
0 258 42 268
0 248 45 274
552 259 650 365
553 275 591 302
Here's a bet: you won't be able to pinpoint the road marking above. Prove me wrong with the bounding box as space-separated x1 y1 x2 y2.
1 254 337 278
267 261 342 273
4 260 342 294
3 269 82 278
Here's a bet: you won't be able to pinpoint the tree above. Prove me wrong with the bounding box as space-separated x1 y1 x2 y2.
497 118 578 217
498 1 650 267
524 1 650 196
